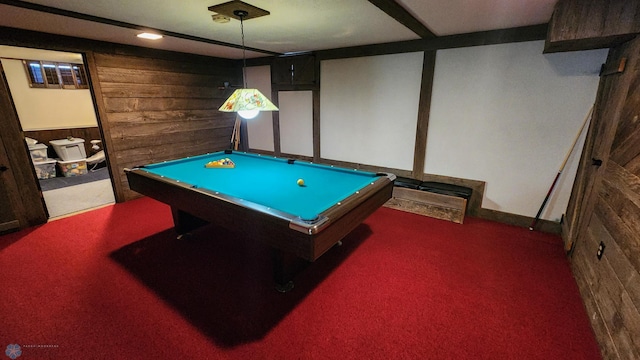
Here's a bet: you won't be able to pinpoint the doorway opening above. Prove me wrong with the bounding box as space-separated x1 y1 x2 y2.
0 45 114 219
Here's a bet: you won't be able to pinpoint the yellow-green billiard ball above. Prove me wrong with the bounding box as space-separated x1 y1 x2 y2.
297 179 304 186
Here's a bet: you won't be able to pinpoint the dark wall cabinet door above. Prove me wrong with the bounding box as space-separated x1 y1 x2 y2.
272 55 317 86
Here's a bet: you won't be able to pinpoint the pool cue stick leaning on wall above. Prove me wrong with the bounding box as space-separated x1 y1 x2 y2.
528 105 594 231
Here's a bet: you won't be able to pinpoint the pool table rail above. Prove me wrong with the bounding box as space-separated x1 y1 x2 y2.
289 175 395 234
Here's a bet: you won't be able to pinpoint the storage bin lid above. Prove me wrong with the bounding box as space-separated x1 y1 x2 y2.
33 158 57 165
57 158 87 164
25 137 38 146
50 138 85 146
28 143 48 150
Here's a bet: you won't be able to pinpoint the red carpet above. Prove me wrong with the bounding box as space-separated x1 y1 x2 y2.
0 197 600 359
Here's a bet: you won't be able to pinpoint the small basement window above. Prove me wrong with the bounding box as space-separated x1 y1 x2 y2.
22 60 89 89
58 64 75 88
42 62 60 88
24 61 46 88
72 64 89 88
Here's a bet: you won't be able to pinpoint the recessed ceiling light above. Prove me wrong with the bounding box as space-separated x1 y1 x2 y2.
137 33 163 40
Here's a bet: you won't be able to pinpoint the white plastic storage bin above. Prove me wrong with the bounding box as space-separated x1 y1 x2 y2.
58 159 88 177
50 138 87 161
28 143 48 162
33 158 57 179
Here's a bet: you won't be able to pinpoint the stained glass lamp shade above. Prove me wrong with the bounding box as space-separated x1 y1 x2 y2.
219 88 278 119
216 6 278 120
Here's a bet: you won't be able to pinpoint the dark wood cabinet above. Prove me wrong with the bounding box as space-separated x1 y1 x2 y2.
271 55 317 86
545 0 640 53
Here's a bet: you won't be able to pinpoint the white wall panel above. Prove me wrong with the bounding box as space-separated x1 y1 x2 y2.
426 41 607 220
320 52 423 170
279 91 313 157
245 65 275 152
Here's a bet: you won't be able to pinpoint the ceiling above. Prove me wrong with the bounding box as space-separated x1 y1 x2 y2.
0 0 558 59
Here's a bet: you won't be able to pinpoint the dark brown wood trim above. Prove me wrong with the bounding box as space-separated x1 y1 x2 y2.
270 90 281 156
312 88 320 163
315 24 548 60
545 35 638 54
319 157 413 179
476 208 562 234
431 23 548 49
0 0 280 56
367 0 436 38
271 84 318 92
278 152 314 162
245 56 277 67
412 50 436 179
246 148 274 156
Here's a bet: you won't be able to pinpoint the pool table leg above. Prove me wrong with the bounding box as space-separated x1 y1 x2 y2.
172 208 208 238
272 249 298 293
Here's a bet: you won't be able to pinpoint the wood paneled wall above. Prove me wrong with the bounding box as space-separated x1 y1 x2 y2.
88 52 242 201
568 36 640 359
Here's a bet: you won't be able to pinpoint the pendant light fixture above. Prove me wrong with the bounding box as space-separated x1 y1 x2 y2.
217 7 278 120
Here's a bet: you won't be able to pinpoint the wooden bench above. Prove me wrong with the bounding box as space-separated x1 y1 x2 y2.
385 178 473 224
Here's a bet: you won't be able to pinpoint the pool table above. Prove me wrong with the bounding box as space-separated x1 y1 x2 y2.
125 150 395 291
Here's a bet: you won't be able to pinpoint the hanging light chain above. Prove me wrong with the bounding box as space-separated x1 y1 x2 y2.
238 11 248 89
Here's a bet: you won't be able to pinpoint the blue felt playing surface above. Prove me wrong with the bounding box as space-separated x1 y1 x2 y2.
143 152 380 220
